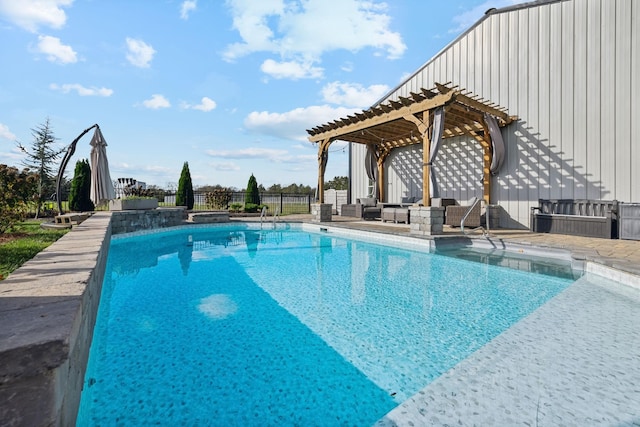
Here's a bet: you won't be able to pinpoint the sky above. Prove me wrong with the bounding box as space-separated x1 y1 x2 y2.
0 0 519 190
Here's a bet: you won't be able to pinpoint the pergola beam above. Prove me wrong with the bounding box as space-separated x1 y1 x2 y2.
307 83 515 205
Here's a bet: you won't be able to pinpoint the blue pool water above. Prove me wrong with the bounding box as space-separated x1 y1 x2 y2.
77 225 574 426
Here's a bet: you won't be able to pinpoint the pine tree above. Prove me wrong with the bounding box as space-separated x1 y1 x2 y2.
69 159 95 212
245 174 260 206
18 118 64 218
176 162 194 209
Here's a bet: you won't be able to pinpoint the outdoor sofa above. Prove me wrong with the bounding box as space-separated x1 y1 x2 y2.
340 197 382 220
530 199 618 239
444 199 481 228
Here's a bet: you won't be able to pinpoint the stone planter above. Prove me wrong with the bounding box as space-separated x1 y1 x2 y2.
109 198 158 211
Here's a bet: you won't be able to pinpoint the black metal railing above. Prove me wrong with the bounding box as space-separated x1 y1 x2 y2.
26 191 315 217
161 191 313 215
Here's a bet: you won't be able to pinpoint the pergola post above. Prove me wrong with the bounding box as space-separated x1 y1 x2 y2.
482 145 491 205
376 149 390 202
422 111 431 206
317 139 331 203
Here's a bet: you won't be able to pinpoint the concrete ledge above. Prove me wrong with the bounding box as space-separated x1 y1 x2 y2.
0 213 112 426
187 211 229 223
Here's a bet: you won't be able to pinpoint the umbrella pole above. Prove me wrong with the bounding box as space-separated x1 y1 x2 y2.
56 124 98 215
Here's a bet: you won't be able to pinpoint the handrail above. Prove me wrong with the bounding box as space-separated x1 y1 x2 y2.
460 196 482 235
273 206 280 228
259 206 267 229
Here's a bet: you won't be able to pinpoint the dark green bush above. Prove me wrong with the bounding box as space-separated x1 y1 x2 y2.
68 159 94 212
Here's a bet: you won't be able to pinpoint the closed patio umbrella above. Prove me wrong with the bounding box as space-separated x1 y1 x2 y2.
89 127 115 206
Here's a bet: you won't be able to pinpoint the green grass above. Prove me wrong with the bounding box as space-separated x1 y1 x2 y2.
0 221 69 280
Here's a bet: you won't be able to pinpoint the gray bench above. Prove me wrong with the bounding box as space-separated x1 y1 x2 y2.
530 199 618 239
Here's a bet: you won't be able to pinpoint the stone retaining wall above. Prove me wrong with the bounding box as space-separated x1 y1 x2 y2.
0 213 112 426
110 207 186 234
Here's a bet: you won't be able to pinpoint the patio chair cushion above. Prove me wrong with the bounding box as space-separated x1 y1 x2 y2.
357 197 377 207
401 196 416 204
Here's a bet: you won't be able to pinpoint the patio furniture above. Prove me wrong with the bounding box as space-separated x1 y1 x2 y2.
340 204 358 217
357 197 382 220
382 207 410 224
618 202 640 240
340 197 382 219
445 199 482 227
381 196 416 223
530 199 618 239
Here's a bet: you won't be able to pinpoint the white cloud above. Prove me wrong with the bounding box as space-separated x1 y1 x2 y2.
244 104 358 141
321 81 389 108
223 0 406 78
126 37 155 68
207 147 314 164
212 161 240 171
50 83 113 96
450 0 520 34
180 0 196 20
0 0 72 32
36 35 77 64
340 62 354 72
0 123 17 141
194 97 216 111
260 59 322 80
141 94 170 109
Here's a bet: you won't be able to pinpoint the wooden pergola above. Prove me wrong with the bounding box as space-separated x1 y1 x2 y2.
307 82 515 206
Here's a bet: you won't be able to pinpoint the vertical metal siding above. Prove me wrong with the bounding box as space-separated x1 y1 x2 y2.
348 0 638 226
600 0 616 200
615 0 632 202
631 0 640 202
538 5 551 200
586 0 602 200
548 2 563 200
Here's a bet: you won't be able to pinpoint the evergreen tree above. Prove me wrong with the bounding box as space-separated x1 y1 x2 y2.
69 159 95 212
176 162 194 209
245 174 260 205
17 118 64 218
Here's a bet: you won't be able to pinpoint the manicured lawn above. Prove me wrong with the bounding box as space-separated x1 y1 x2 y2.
0 221 69 280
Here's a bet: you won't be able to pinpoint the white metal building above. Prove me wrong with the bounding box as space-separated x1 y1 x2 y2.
331 0 639 228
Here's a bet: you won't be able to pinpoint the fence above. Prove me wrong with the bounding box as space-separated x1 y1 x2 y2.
162 191 314 215
25 190 346 218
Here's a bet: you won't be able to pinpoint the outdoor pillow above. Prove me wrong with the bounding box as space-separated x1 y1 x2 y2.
359 197 377 207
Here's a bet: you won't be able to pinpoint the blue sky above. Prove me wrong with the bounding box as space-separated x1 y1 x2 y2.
0 0 517 190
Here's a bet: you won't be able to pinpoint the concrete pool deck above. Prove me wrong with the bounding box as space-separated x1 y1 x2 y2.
1 212 639 425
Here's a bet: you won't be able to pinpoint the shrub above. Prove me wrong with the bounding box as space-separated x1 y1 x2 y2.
243 203 261 213
176 162 194 209
0 165 38 234
69 159 95 212
204 188 232 209
245 174 260 206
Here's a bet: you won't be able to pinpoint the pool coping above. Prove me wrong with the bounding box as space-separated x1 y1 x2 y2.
1 215 639 425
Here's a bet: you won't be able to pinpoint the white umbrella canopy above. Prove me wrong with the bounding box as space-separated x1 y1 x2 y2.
89 127 115 206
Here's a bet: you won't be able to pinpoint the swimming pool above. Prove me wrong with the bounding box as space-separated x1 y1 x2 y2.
77 224 575 425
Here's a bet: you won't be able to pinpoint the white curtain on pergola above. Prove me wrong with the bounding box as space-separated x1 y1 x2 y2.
428 107 445 199
484 113 506 175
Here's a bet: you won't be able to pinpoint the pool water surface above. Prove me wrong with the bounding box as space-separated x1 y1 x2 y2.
77 225 574 425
